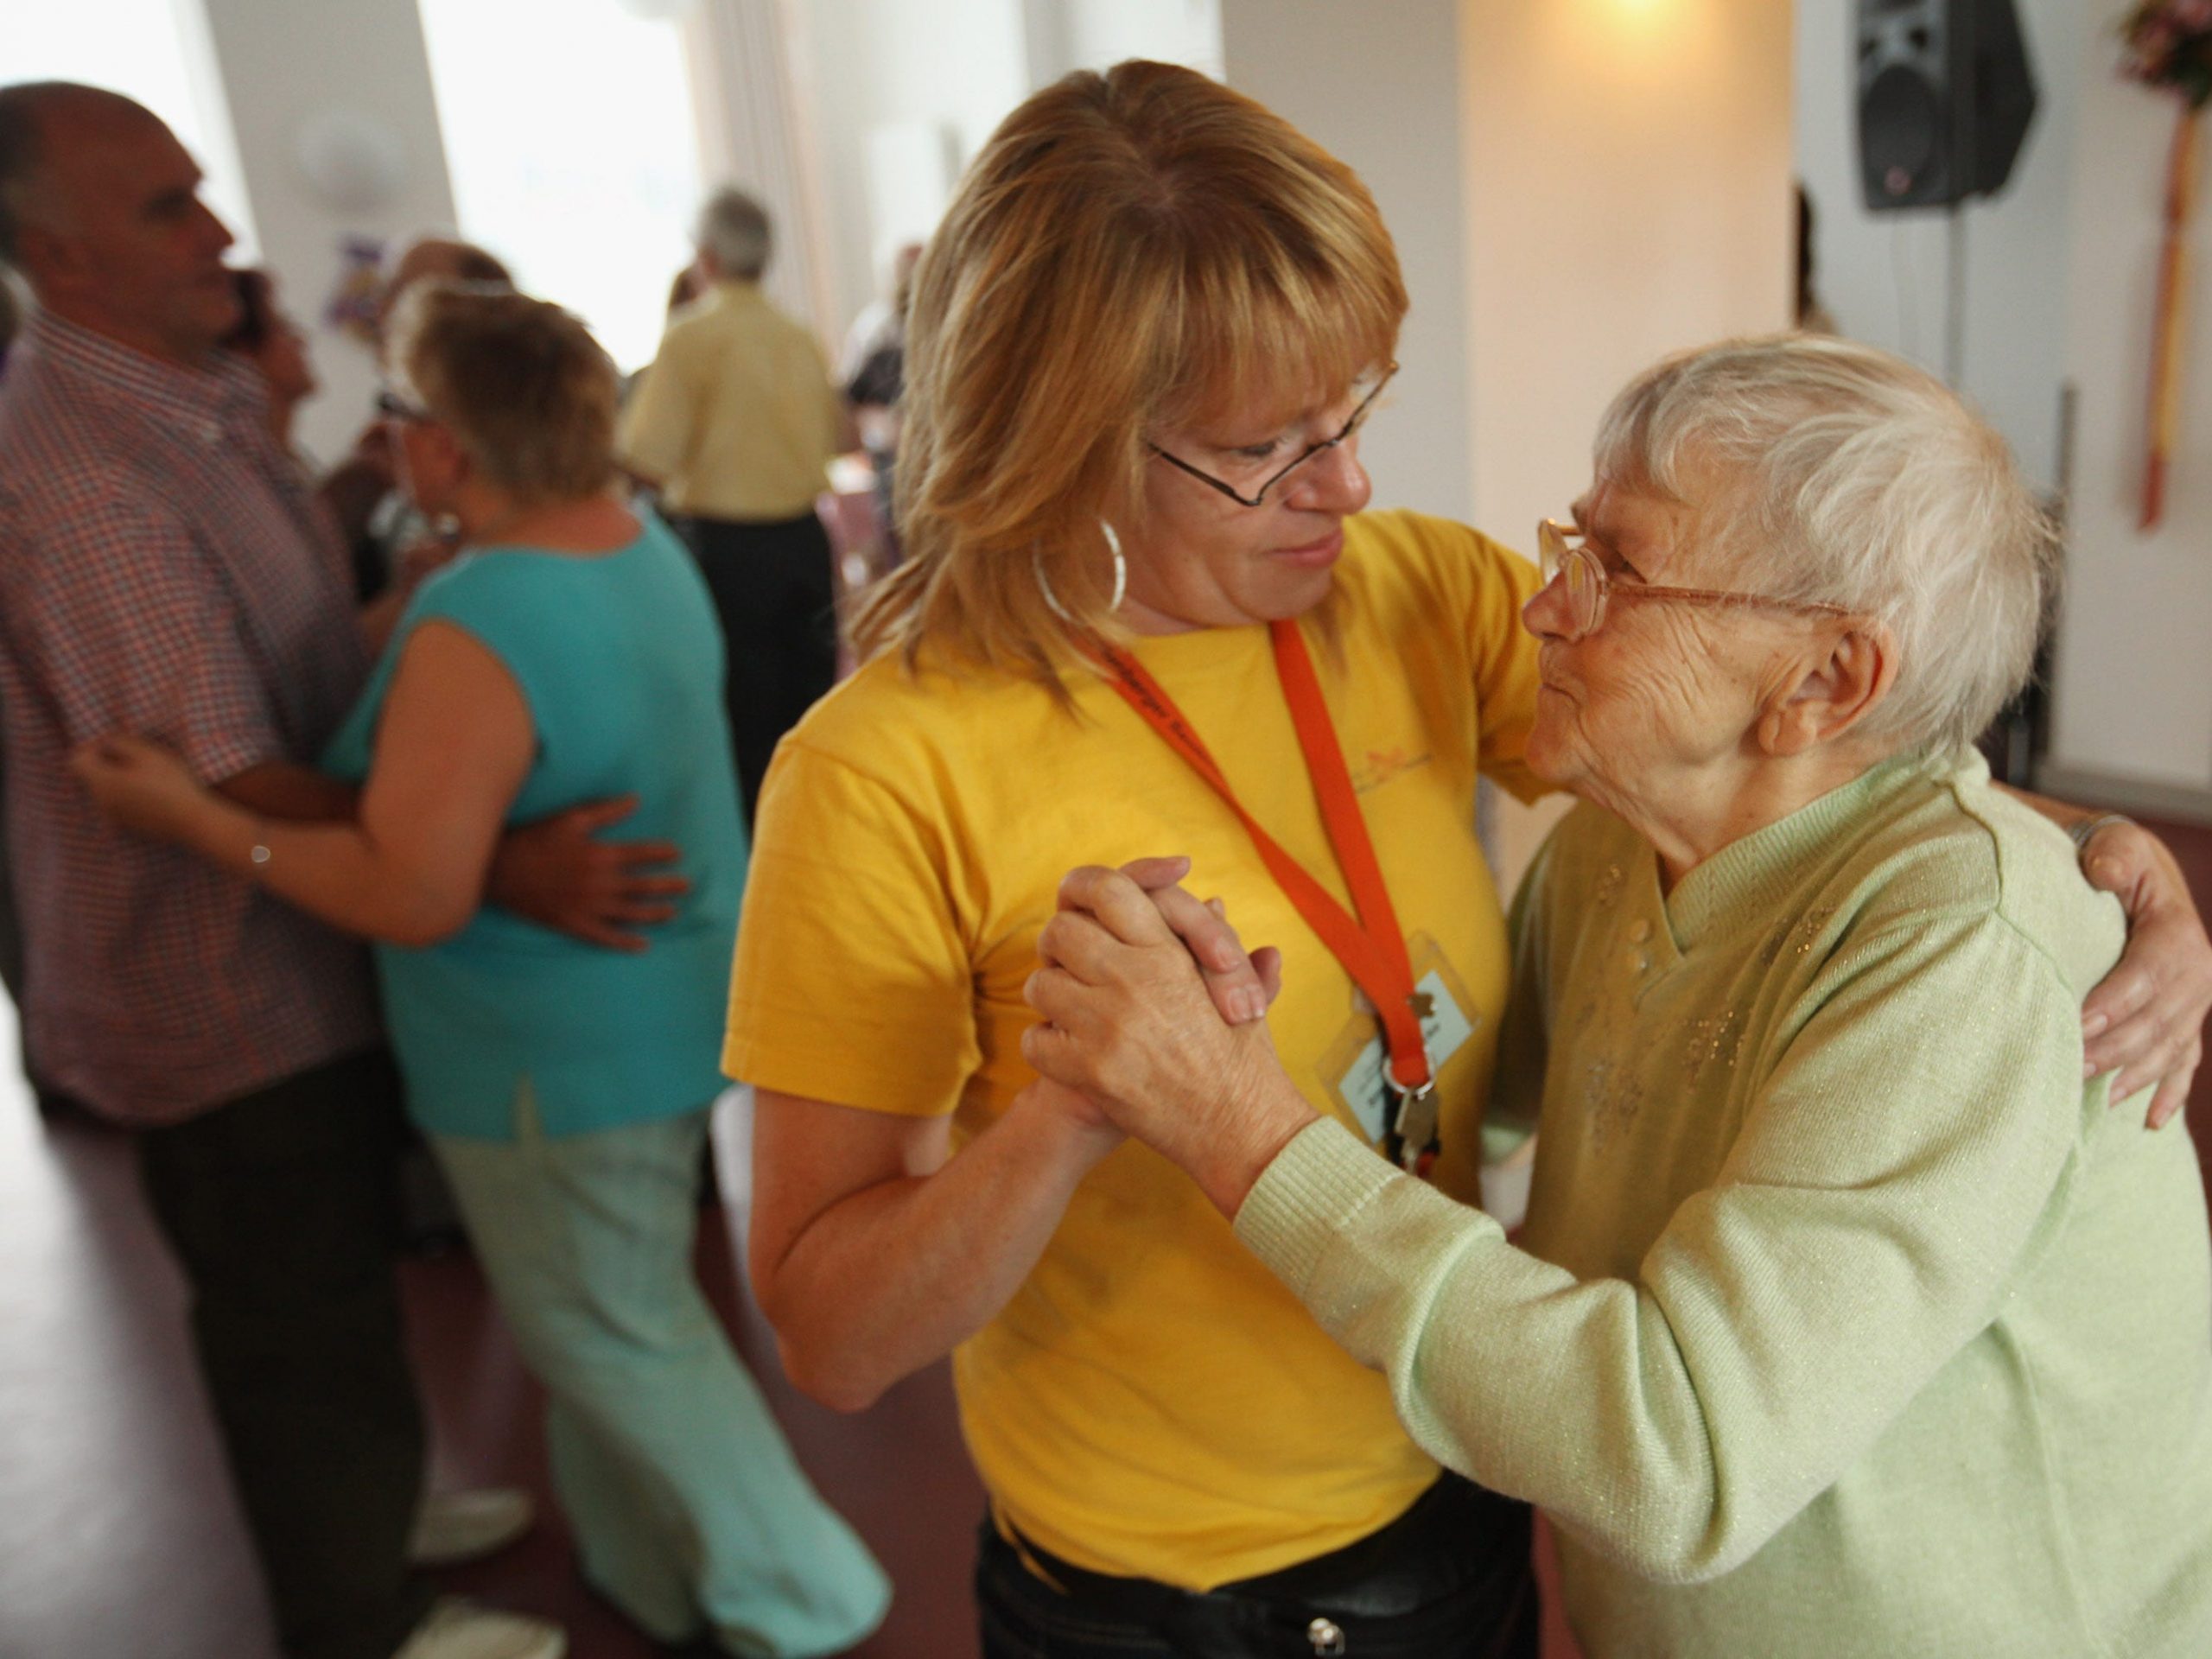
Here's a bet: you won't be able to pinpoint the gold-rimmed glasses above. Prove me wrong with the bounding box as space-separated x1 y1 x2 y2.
1536 518 1852 641
1148 365 1397 509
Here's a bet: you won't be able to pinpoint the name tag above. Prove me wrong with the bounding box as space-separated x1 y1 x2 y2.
1338 969 1477 1144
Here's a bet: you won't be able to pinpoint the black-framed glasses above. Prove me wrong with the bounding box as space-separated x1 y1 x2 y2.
1148 364 1397 509
376 389 435 424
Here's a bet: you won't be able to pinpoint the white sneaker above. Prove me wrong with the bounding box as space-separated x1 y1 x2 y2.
393 1598 565 1659
407 1488 536 1567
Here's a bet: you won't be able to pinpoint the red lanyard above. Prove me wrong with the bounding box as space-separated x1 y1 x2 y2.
1089 620 1432 1099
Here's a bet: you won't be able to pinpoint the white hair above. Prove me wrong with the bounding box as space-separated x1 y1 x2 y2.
1592 333 2058 758
698 187 772 281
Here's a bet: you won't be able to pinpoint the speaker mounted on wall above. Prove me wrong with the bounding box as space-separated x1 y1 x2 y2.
1855 0 2038 212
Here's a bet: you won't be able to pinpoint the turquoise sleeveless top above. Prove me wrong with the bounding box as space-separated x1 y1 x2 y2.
323 513 745 1140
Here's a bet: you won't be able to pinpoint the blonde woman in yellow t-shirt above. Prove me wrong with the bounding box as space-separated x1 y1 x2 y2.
724 61 2212 1659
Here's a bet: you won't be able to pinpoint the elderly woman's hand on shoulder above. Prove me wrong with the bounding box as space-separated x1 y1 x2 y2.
2071 815 2212 1128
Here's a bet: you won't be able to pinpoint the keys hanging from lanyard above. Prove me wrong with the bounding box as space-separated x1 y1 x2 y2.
1087 620 1437 1165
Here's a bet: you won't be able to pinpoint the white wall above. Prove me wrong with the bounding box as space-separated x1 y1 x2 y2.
787 0 1225 352
1793 0 2079 492
197 0 460 465
1219 0 1474 527
785 0 1033 343
2045 9 2212 799
1054 0 1222 80
1796 0 2212 806
1463 0 1797 878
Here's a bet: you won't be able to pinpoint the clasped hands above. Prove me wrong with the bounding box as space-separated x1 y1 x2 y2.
1019 857 1319 1217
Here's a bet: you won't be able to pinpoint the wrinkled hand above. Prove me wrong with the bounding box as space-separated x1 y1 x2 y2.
67 734 210 843
1109 855 1283 1027
2080 821 2212 1129
1014 855 1281 1148
486 794 690 952
1023 863 1316 1213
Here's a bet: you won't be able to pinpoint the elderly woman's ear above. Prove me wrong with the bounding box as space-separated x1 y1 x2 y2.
1757 620 1898 759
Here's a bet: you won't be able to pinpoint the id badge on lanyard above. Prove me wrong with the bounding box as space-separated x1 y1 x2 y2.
1088 620 1442 1172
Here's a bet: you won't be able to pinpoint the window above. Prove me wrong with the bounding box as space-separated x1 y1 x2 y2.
414 0 705 372
7 0 260 257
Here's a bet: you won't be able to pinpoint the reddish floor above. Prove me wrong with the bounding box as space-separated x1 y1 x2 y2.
4 812 2210 1659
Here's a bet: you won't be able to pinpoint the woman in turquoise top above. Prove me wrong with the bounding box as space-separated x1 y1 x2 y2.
73 283 889 1658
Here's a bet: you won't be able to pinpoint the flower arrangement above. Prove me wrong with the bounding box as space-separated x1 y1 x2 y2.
2121 1 2212 107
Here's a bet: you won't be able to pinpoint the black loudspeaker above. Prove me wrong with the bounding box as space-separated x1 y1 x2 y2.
1855 0 2038 211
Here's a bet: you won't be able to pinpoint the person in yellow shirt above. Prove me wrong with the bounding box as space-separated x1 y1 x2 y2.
725 60 2212 1659
620 187 844 824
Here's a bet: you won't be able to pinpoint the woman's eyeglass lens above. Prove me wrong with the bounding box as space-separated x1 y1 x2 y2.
1149 364 1397 509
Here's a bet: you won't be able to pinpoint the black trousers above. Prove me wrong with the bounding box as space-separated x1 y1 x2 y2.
137 1047 433 1659
675 512 838 830
976 1474 1539 1659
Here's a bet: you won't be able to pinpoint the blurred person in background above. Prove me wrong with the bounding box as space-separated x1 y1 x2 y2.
620 186 845 828
322 233 516 601
0 79 584 1659
839 242 920 569
0 265 20 374
78 280 891 1659
219 265 315 453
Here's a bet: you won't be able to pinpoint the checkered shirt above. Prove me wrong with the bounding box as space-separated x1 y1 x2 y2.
0 311 382 1122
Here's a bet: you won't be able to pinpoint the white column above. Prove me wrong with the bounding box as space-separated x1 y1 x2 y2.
195 0 461 463
686 0 843 345
1217 0 1475 528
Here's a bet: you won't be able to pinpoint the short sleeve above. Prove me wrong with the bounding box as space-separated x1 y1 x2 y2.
616 334 698 486
1467 535 1546 803
5 489 287 783
399 563 549 738
723 737 981 1116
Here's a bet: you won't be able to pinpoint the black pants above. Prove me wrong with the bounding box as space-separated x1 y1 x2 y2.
138 1047 433 1659
976 1474 1539 1659
676 512 838 830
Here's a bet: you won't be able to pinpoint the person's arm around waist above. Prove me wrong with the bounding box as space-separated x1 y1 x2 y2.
73 620 531 946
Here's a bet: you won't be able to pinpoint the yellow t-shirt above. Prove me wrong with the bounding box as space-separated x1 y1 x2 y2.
724 509 1545 1586
617 280 842 522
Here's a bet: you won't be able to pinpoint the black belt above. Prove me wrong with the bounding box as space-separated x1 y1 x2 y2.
1000 1473 1532 1655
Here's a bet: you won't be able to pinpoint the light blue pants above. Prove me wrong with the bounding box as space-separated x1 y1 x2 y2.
432 1096 890 1657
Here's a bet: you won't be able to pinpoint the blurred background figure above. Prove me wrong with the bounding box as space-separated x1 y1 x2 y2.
219 266 316 455
0 269 20 378
619 186 844 830
837 241 919 570
1795 182 1837 334
322 233 515 602
76 280 891 1659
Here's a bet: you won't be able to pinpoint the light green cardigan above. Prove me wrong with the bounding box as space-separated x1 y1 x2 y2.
1237 752 2212 1657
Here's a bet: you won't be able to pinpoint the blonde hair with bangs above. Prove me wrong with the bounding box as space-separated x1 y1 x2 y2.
390 281 620 506
851 60 1407 681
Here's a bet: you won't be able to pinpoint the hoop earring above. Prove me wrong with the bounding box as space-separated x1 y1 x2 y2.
1033 547 1075 624
1100 518 1128 611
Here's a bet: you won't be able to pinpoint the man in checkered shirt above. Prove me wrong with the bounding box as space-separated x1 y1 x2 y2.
0 86 677 1659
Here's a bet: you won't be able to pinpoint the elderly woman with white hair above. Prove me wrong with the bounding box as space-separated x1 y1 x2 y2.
1022 334 2212 1656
